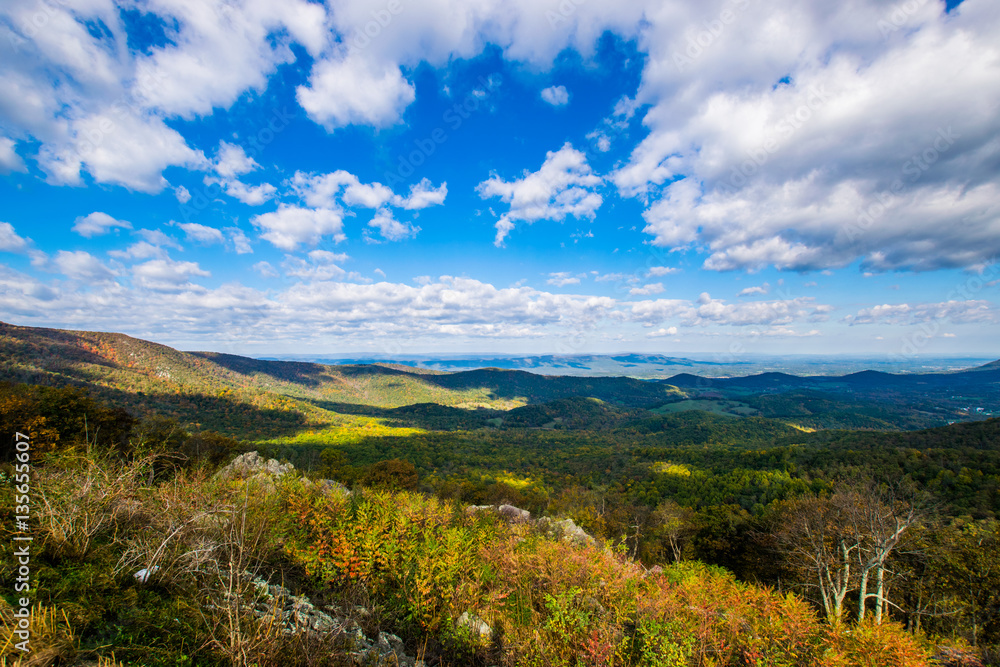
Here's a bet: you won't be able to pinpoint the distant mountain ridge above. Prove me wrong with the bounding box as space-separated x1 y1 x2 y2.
1 321 996 436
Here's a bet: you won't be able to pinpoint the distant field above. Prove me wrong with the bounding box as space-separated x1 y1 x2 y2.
652 399 759 418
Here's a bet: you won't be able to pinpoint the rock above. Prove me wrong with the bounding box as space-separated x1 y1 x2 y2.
302 476 351 497
239 573 423 666
457 611 492 640
215 451 295 482
498 504 531 523
536 517 598 548
465 504 531 523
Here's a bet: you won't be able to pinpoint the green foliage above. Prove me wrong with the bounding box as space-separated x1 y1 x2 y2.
363 458 420 490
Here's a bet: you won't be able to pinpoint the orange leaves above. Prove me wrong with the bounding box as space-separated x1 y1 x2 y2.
276 482 932 666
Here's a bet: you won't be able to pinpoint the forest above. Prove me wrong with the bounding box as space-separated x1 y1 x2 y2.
1 322 999 665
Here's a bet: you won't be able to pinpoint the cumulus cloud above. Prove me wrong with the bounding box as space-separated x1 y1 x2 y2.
647 266 681 277
647 326 678 337
227 228 253 255
738 284 770 296
629 292 833 327
291 171 446 211
282 250 350 281
253 261 279 278
610 0 1000 272
53 250 116 282
367 209 420 242
630 283 665 296
108 241 169 261
72 212 132 238
297 55 416 130
844 300 999 325
477 143 604 246
250 205 345 250
540 85 569 106
547 272 583 287
0 137 26 173
132 258 210 292
206 142 276 205
0 223 30 253
0 0 323 191
176 223 225 245
213 142 258 179
135 229 184 251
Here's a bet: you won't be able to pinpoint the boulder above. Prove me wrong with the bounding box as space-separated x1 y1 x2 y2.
457 611 492 641
535 516 598 548
465 504 531 523
215 451 295 482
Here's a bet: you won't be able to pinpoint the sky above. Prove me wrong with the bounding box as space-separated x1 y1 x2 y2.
0 0 998 359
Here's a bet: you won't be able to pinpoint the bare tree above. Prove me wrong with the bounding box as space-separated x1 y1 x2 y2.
773 493 859 622
648 500 696 564
851 481 920 624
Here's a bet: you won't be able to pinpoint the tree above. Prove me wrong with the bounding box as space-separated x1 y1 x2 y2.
852 480 920 624
364 458 419 491
773 493 859 622
645 500 696 564
773 480 922 624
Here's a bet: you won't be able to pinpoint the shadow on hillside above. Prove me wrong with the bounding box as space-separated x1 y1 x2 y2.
188 351 333 388
410 369 676 407
0 362 312 441
307 399 497 431
0 324 122 374
92 384 311 440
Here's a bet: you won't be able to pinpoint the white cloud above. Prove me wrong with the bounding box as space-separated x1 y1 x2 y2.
738 283 770 296
398 179 448 210
213 142 259 179
53 250 116 282
844 300 999 325
72 212 132 238
109 241 169 261
175 186 192 204
135 229 184 250
611 0 1000 272
132 258 210 292
291 171 446 211
297 54 416 130
250 205 345 251
282 250 351 281
0 137 26 173
477 143 604 246
629 292 832 327
56 112 206 193
0 223 30 253
647 326 678 337
367 209 420 242
207 142 275 205
647 266 680 277
211 178 277 205
594 272 632 283
176 223 225 245
226 228 253 255
630 282 665 296
540 85 569 106
253 261 279 278
0 0 322 192
547 272 583 287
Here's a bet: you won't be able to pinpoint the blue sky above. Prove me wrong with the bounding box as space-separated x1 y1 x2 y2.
1 0 998 358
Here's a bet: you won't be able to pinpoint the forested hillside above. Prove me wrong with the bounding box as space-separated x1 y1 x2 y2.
2 323 999 665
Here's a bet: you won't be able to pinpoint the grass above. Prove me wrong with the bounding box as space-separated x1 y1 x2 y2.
651 399 759 418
